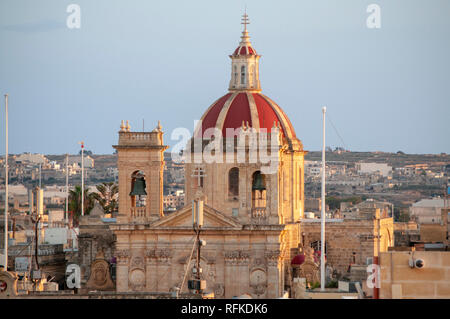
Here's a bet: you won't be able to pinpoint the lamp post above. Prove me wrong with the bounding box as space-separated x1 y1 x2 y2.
3 94 8 271
78 141 84 217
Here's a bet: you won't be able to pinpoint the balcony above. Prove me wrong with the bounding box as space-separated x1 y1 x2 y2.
251 207 267 219
131 206 147 221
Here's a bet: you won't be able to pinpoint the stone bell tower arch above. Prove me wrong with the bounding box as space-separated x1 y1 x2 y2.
113 120 168 223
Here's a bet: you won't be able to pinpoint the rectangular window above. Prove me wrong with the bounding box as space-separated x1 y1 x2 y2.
232 208 239 217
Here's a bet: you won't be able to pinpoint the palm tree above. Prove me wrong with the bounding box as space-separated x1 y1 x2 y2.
92 182 119 215
68 185 95 226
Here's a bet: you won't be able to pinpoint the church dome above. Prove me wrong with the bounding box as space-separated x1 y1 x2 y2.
195 13 299 145
197 92 297 140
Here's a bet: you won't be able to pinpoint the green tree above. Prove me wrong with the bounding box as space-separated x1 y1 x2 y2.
79 149 93 155
68 185 96 226
326 196 363 210
92 182 119 214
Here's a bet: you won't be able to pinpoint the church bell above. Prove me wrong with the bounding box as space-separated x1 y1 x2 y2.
130 177 147 196
252 173 266 191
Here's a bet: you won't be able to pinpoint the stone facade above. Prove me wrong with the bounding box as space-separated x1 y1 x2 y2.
110 16 308 298
301 212 394 277
72 204 116 288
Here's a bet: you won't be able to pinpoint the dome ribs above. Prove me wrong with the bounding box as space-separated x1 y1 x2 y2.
222 93 252 137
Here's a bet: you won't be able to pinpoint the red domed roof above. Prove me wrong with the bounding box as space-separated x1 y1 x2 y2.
196 92 297 140
233 45 257 56
291 254 305 266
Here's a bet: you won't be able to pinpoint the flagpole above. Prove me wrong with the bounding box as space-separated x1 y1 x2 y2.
321 106 326 291
65 153 69 225
80 142 84 217
3 94 8 271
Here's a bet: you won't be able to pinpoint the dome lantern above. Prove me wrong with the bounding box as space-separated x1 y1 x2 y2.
229 12 261 92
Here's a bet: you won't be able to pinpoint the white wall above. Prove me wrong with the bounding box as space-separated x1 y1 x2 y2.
44 228 67 245
357 163 392 177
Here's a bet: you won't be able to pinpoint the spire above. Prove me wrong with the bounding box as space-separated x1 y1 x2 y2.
241 9 249 32
239 11 251 46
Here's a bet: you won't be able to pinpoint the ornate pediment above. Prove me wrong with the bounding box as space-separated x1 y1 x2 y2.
151 204 242 230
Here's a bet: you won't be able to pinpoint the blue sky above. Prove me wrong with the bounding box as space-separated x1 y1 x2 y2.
0 0 449 155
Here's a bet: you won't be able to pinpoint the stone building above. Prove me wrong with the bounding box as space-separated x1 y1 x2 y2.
300 199 394 277
410 198 447 224
70 203 116 290
380 251 450 299
110 14 307 298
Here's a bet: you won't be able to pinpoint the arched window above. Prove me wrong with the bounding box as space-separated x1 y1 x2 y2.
251 171 266 208
241 65 246 85
130 170 147 207
228 167 239 199
234 65 238 85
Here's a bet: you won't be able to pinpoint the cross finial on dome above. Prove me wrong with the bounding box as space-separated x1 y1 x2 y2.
241 9 249 32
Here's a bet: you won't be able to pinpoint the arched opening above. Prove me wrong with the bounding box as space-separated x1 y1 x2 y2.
251 171 266 217
130 170 147 218
234 65 238 85
228 167 239 199
241 65 246 85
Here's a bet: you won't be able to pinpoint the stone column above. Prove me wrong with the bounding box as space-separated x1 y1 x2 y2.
148 166 161 221
265 250 281 298
145 249 158 292
224 250 250 298
156 249 171 292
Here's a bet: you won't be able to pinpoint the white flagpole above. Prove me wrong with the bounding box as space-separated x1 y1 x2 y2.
4 94 8 271
65 153 69 225
80 142 84 217
321 106 326 291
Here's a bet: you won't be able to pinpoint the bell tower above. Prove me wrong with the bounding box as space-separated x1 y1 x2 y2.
113 120 168 223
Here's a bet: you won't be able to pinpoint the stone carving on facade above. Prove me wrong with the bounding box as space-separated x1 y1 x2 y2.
224 250 250 265
128 254 147 292
86 250 115 291
297 247 320 285
264 250 281 266
115 249 131 265
249 268 267 296
214 283 225 297
131 256 145 268
145 248 172 264
250 257 265 269
128 268 146 291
